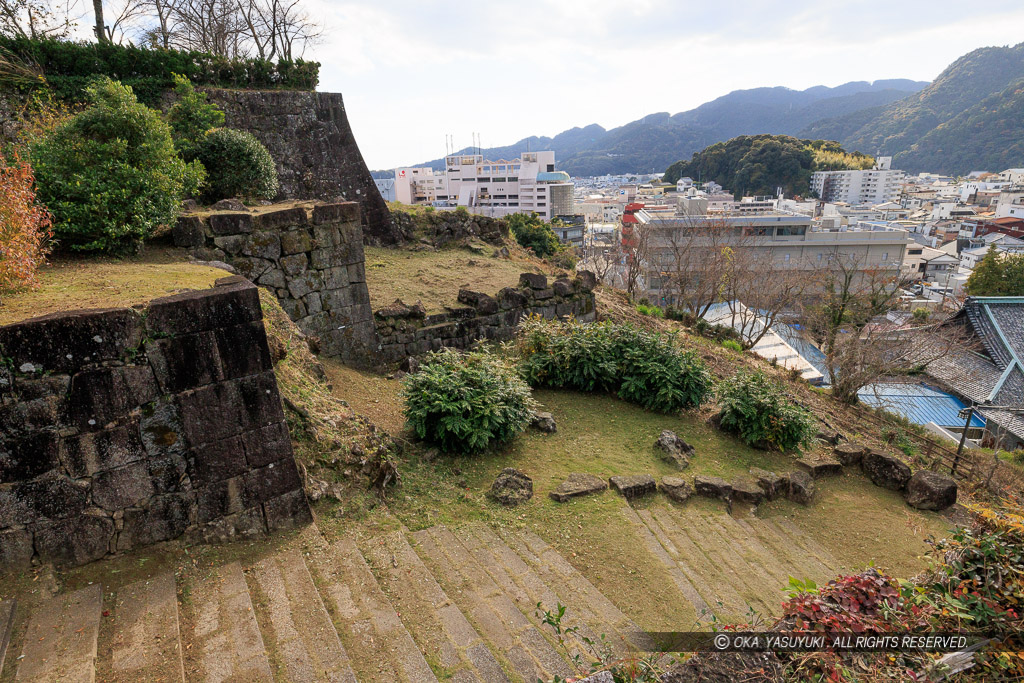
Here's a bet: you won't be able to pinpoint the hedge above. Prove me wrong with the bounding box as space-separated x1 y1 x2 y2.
0 37 319 105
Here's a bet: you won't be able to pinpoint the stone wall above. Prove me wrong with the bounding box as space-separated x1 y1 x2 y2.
390 207 509 247
199 89 401 245
0 277 310 569
174 202 378 364
374 272 597 364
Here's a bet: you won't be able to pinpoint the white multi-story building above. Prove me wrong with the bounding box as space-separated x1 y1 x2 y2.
393 167 446 205
440 150 574 221
810 157 905 205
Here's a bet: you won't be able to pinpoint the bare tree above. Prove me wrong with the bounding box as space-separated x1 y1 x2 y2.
800 253 966 403
646 215 739 317
721 248 812 348
620 222 651 298
1 0 80 39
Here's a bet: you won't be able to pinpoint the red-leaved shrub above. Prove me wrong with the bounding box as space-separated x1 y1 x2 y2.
0 155 51 292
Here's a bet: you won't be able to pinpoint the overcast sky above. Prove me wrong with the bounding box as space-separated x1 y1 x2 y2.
304 1 1024 170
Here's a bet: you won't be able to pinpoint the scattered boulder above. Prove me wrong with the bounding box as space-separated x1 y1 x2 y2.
457 289 499 315
519 272 548 289
833 443 866 466
787 470 815 505
731 479 765 505
796 457 843 479
904 470 958 511
401 356 420 374
655 430 694 470
659 476 693 503
488 468 533 506
609 474 657 499
816 429 843 445
861 451 912 491
694 476 732 501
550 473 608 502
750 468 787 500
210 198 247 211
531 411 557 433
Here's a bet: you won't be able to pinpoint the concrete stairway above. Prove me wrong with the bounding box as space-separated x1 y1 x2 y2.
1 513 841 682
1 524 650 683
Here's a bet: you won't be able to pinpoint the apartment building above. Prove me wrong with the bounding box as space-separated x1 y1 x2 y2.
634 212 911 302
442 150 574 221
810 157 905 205
393 167 446 204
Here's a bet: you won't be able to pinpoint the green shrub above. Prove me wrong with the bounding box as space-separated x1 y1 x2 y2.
516 317 713 413
721 339 742 352
166 74 224 162
402 348 537 453
31 77 203 253
717 370 815 450
195 128 278 202
0 36 319 105
636 302 665 318
508 212 562 258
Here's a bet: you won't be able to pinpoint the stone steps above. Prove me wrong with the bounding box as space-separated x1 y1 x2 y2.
106 573 186 682
15 584 101 682
5 513 849 682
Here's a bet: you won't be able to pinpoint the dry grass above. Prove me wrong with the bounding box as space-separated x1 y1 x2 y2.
364 243 557 313
0 247 228 326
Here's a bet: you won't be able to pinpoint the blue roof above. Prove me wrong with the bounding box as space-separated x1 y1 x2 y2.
858 383 986 428
537 171 571 182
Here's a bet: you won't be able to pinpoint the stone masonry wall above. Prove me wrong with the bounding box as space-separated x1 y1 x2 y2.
174 202 378 364
374 271 597 364
0 277 311 570
198 89 402 245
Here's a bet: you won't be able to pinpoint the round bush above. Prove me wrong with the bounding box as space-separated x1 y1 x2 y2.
31 77 202 253
196 127 279 202
716 370 815 451
402 349 537 453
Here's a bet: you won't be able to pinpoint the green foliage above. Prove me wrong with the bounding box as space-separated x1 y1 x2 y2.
663 135 873 198
965 247 1024 296
195 128 278 202
720 339 742 352
716 370 815 451
507 212 562 258
635 302 664 318
402 348 537 454
165 74 225 161
0 36 319 106
692 318 742 344
882 426 918 457
911 307 930 322
30 77 203 253
516 318 713 413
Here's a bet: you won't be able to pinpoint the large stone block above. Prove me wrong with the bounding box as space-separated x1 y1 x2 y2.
609 474 657 498
263 489 312 531
244 457 302 503
34 514 114 567
189 435 248 487
241 422 293 469
242 231 281 261
0 431 59 484
0 528 33 568
208 212 254 236
64 365 158 431
196 475 257 524
173 216 206 247
117 494 192 551
0 308 142 374
280 253 309 276
214 322 272 380
60 422 146 478
861 451 912 491
146 277 262 336
256 207 307 231
92 461 154 511
280 228 314 255
312 202 360 225
904 471 957 511
147 331 224 394
519 273 547 289
457 289 499 315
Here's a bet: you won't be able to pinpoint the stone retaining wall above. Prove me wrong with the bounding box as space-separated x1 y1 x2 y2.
374 271 597 364
174 203 378 364
0 277 310 569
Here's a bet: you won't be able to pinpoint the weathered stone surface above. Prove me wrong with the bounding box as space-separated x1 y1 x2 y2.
0 528 33 568
519 272 547 289
208 212 253 236
796 457 843 479
609 474 657 499
488 468 533 506
532 411 557 433
861 451 912 491
0 307 142 374
750 468 786 500
655 430 694 470
173 216 206 247
263 489 312 531
117 494 192 550
457 289 499 315
833 443 866 466
0 431 59 483
694 475 732 500
35 514 115 567
549 473 608 502
92 462 154 511
575 270 597 292
904 471 958 511
731 479 766 505
659 476 693 503
787 470 815 505
816 429 843 445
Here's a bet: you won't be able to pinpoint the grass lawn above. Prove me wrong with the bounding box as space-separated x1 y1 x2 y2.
321 362 953 631
0 247 228 326
363 245 551 313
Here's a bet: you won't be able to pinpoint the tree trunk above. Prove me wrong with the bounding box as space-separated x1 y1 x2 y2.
93 0 108 42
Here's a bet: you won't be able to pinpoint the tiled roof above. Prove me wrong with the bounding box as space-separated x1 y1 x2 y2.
928 349 1002 404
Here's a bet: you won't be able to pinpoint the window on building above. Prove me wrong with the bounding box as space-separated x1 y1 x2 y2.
882 252 889 261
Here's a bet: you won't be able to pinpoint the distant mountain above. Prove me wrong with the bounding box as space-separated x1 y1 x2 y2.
406 80 926 176
800 43 1024 174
